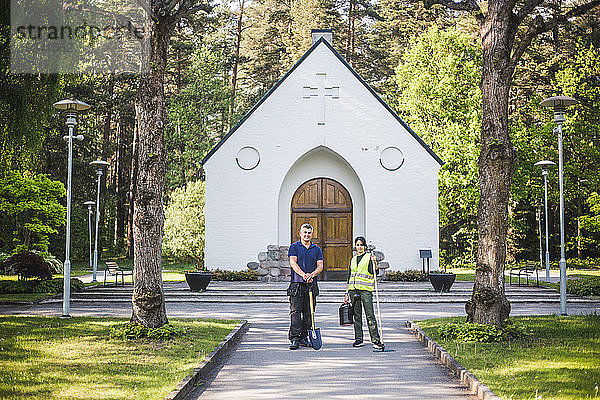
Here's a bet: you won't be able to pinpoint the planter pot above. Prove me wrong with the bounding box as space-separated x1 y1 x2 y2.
185 272 212 292
428 273 456 293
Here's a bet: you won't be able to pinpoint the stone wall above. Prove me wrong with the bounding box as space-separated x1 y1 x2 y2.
247 245 390 282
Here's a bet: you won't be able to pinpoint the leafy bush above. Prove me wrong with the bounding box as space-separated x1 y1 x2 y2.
501 321 533 340
0 277 84 294
109 323 187 341
210 269 258 281
567 276 600 296
1 251 55 280
163 181 205 266
437 321 532 342
35 251 63 274
565 258 600 269
385 269 428 282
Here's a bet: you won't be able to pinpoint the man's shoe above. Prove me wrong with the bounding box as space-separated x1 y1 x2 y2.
289 340 300 350
299 338 310 347
372 341 384 351
352 340 364 347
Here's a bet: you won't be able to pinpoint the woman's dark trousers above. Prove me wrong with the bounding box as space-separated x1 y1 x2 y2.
349 289 380 343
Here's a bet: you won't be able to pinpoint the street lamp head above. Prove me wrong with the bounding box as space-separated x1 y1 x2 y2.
84 201 95 210
535 160 556 176
534 160 556 167
90 160 110 171
52 99 91 112
541 96 578 123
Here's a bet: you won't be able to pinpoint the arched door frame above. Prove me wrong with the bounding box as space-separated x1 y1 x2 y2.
277 146 366 278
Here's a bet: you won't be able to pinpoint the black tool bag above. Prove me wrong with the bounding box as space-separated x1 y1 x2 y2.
339 302 354 326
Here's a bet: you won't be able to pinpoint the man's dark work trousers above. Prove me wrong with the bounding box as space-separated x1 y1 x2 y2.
288 282 317 341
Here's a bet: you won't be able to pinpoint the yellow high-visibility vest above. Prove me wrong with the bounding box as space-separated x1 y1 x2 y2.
348 253 374 291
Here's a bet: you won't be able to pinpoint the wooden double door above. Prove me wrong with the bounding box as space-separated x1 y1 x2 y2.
291 178 352 281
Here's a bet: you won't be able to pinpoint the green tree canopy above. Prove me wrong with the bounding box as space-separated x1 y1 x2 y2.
0 171 66 255
394 26 481 266
166 45 232 189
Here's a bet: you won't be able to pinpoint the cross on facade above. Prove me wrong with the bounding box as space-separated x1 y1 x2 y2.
302 72 340 125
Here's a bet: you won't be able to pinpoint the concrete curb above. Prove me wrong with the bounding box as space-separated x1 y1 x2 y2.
165 320 249 400
406 320 501 400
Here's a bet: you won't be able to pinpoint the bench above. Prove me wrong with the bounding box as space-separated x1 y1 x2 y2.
509 262 539 287
104 261 133 286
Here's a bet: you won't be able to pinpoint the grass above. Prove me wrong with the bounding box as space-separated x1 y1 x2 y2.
417 315 600 400
0 293 57 302
0 316 237 400
0 275 93 303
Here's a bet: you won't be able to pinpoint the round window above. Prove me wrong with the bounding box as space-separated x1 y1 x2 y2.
236 146 260 170
379 146 405 171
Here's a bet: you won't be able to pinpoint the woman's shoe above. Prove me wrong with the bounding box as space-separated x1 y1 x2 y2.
352 340 364 347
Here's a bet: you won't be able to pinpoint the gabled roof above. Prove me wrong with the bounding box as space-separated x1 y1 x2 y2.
201 37 444 166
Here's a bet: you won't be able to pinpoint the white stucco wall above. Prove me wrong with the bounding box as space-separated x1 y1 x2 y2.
203 41 441 272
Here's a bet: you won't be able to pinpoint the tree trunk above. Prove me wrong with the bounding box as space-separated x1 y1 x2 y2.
230 0 244 126
131 14 173 328
102 76 114 160
577 191 582 260
126 120 138 259
346 0 355 64
466 3 515 327
113 116 124 250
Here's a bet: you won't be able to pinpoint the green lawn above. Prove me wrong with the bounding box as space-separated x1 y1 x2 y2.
0 293 58 302
0 316 237 400
417 315 600 400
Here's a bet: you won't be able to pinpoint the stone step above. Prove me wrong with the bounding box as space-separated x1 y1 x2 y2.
68 281 594 304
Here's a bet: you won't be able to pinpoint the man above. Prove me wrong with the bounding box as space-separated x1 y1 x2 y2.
287 223 323 350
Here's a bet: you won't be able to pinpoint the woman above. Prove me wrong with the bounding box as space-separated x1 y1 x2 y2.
344 236 383 350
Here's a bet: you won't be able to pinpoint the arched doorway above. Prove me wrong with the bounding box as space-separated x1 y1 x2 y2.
291 178 352 280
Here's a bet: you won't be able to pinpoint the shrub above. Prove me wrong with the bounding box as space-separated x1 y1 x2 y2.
567 276 600 296
210 269 259 281
437 321 532 342
1 251 55 280
385 269 428 282
34 251 63 274
0 277 84 294
163 180 205 266
109 323 187 341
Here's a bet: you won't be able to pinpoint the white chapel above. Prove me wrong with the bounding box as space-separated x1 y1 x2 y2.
201 30 443 279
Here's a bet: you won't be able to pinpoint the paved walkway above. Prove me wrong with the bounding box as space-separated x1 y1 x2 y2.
2 279 599 400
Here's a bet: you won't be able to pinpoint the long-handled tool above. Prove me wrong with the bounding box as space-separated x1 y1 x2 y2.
372 251 395 352
308 286 322 350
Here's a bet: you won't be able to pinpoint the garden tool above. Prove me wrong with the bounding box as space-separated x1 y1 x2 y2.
308 285 322 350
371 250 395 352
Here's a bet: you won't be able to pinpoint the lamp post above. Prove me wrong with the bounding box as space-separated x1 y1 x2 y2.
534 204 544 273
53 99 90 318
84 201 95 278
90 160 110 283
541 95 578 316
534 160 556 281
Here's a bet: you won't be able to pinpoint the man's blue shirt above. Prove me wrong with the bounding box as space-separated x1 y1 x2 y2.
288 241 323 282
